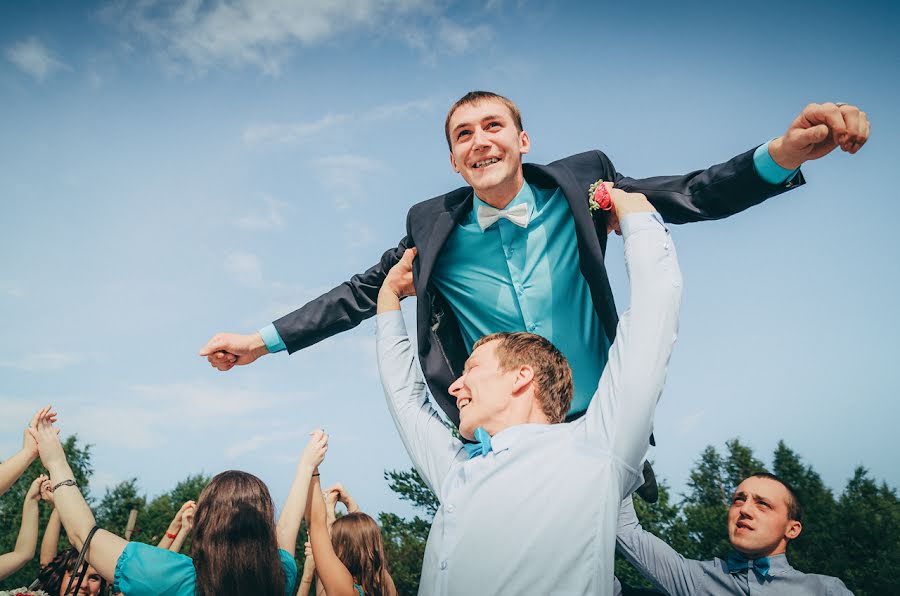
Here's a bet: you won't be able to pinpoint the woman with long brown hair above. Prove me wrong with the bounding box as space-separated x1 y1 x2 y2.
307 466 396 595
27 409 328 596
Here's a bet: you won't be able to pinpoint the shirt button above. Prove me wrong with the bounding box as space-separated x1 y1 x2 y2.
446 505 455 513
515 284 523 294
527 323 537 332
440 561 448 570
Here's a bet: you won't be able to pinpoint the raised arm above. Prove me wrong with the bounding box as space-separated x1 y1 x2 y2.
0 407 55 496
39 479 61 566
308 474 357 596
202 236 412 371
0 475 44 580
276 430 329 553
377 248 463 497
157 500 194 550
168 503 195 553
584 187 682 484
28 410 128 583
616 495 704 596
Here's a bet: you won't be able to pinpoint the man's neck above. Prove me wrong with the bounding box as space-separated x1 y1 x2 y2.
476 175 526 210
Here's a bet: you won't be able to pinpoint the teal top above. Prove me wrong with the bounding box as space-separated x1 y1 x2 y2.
114 542 298 595
355 583 364 596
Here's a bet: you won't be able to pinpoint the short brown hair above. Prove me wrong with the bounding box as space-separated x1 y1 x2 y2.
444 91 524 149
472 332 573 423
748 471 804 523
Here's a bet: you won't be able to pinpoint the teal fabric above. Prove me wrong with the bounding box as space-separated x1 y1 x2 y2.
354 583 365 596
753 141 799 184
432 182 608 418
260 322 287 353
113 542 298 595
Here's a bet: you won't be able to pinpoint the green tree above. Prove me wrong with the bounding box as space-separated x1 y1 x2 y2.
680 445 730 559
0 435 93 589
381 468 437 596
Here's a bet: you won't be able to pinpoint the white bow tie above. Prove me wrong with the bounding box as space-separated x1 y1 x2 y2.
476 202 530 231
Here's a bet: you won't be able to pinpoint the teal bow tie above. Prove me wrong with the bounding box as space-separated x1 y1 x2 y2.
463 427 493 458
726 552 770 578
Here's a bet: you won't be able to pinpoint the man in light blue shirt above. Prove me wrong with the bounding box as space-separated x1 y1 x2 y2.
616 473 853 595
375 187 682 595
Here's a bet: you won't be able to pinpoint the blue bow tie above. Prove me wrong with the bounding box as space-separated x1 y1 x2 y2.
726 552 770 578
463 427 493 458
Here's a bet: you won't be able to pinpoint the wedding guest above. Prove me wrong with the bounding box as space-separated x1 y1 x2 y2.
308 472 397 596
33 546 107 596
157 500 196 551
27 411 327 596
0 475 45 581
1 406 56 496
616 473 853 595
39 478 62 567
374 186 682 594
297 540 316 596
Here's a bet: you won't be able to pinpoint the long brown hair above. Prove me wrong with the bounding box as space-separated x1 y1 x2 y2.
191 471 286 596
331 512 394 596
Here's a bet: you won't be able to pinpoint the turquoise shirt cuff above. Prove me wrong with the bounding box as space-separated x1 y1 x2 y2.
619 212 665 238
753 141 799 185
259 324 286 353
376 310 408 340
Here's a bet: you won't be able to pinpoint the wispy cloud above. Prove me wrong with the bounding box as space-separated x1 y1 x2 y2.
0 281 26 298
224 251 264 287
5 37 69 81
314 154 386 209
437 18 492 53
243 98 433 146
101 0 436 76
0 352 84 372
232 195 286 231
226 429 304 458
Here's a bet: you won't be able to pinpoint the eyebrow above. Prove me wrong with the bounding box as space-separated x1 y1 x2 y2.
451 114 506 135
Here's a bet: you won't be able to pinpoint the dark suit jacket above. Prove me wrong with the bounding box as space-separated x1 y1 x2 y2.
274 148 803 427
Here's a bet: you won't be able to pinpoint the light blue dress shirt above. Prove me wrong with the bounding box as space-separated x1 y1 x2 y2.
376 213 682 595
261 143 795 412
113 542 298 595
616 495 853 595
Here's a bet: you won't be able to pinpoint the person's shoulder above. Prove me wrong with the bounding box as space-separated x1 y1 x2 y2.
543 150 613 170
794 570 853 593
409 186 472 218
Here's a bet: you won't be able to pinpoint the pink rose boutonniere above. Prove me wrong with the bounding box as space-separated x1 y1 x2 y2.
588 179 613 213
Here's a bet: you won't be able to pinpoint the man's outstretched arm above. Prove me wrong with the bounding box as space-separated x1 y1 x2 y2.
616 495 704 596
584 188 683 486
377 248 462 497
200 235 411 371
614 102 869 224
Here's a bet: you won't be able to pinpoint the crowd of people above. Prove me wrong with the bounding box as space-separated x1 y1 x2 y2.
3 91 870 595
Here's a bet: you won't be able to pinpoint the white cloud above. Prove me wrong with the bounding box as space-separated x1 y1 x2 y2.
5 37 69 81
243 98 433 147
0 352 84 371
314 154 386 209
0 281 25 297
102 0 435 76
225 428 304 458
437 18 492 53
224 251 264 287
232 195 286 231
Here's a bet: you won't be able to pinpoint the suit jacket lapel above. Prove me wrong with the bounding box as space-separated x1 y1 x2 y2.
415 188 473 290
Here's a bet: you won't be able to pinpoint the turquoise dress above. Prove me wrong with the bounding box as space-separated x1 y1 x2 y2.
114 542 298 595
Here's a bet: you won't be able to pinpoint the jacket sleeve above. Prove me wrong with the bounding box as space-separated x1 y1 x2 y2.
272 234 412 353
611 146 804 224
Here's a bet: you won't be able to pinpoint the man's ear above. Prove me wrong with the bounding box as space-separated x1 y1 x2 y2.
511 365 534 396
785 519 802 541
450 152 461 173
519 130 531 155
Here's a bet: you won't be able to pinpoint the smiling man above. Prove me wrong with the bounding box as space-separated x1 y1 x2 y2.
616 473 853 594
375 188 682 595
200 92 869 489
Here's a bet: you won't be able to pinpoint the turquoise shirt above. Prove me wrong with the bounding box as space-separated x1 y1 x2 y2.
261 143 796 415
432 181 606 417
114 542 298 595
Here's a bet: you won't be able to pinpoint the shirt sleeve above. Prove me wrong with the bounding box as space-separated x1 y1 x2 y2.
582 212 682 495
114 542 196 595
279 549 298 595
615 495 704 595
376 310 464 498
260 323 287 353
753 141 800 185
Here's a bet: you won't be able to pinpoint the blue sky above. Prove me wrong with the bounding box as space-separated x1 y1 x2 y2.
1 0 898 521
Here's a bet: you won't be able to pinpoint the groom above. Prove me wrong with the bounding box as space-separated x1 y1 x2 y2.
200 93 868 476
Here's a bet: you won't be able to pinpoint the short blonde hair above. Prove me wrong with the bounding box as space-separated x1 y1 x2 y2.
444 91 524 149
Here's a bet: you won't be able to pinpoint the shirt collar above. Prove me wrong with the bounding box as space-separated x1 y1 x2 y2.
764 553 792 576
470 181 536 226
487 423 551 454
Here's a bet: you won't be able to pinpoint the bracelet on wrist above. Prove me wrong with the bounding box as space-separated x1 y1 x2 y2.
166 532 178 539
52 479 77 492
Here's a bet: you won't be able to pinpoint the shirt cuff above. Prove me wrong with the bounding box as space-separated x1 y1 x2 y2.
753 141 799 185
376 310 408 340
259 324 287 353
620 212 665 238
